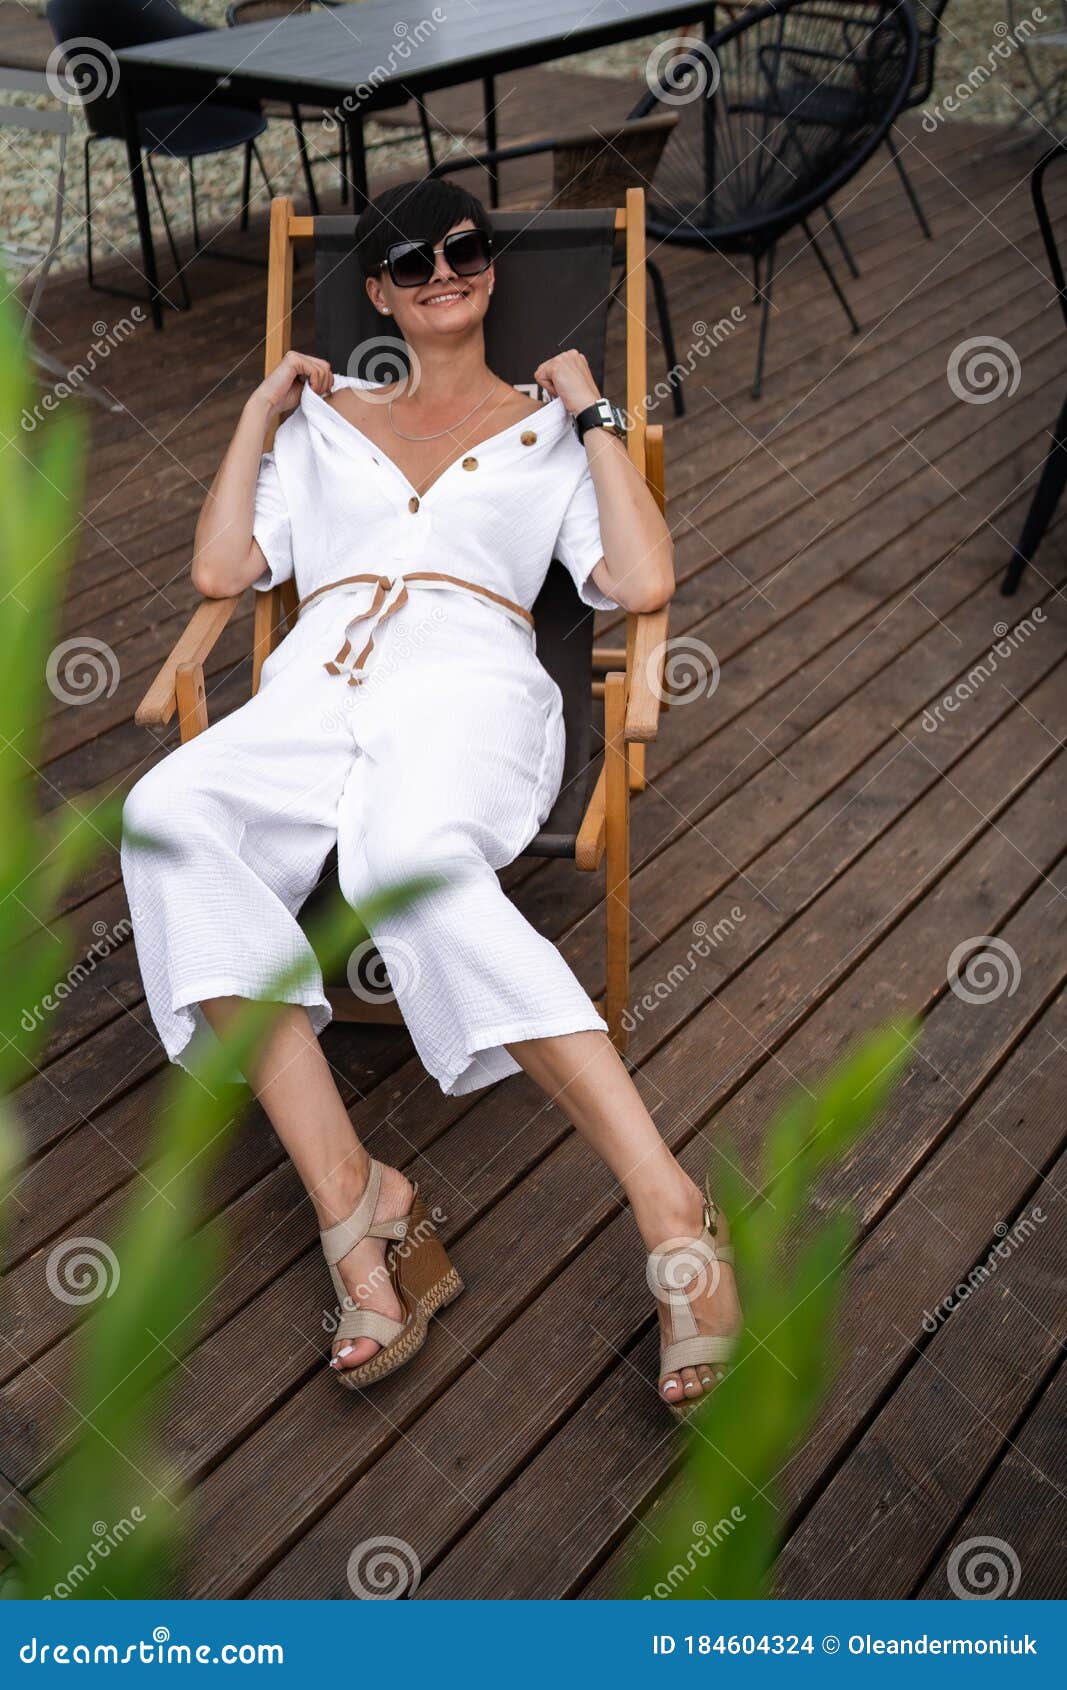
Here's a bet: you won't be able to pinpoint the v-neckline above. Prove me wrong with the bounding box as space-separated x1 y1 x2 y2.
305 378 564 501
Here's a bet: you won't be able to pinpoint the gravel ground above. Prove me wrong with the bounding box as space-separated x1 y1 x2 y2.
2 0 1063 278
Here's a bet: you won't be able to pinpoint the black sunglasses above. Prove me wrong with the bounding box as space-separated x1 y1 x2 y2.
381 227 493 289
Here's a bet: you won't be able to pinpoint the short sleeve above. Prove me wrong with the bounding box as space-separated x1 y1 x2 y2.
251 450 294 591
554 463 618 611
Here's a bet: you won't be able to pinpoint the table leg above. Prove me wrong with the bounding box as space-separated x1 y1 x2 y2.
483 74 499 207
703 5 717 213
345 110 369 210
119 82 163 330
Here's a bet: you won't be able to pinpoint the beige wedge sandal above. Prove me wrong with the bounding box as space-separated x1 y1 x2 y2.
321 1159 463 1390
648 1176 739 1421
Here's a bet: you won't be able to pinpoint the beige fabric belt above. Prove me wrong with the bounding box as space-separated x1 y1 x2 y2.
296 571 535 686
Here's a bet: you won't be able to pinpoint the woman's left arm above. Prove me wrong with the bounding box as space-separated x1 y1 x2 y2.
535 350 674 614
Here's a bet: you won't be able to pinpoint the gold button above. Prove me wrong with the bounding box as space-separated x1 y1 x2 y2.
462 456 478 471
408 495 419 513
521 430 537 446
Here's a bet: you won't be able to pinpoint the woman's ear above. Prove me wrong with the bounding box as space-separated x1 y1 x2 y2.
366 273 391 316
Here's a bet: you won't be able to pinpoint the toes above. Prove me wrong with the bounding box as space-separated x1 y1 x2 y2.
331 1337 381 1371
698 1369 716 1394
660 1371 684 1403
680 1367 702 1400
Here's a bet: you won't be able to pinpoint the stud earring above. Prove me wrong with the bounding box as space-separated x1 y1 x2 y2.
380 307 391 315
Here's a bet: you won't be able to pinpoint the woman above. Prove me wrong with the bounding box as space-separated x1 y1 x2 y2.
122 178 741 1413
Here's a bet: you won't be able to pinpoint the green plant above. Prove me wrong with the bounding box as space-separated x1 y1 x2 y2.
628 1021 917 1601
0 283 431 1598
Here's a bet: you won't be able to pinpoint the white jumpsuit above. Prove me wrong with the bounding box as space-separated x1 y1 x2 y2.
121 377 616 1095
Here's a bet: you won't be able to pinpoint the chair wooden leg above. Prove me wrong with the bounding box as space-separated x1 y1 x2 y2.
604 672 631 1051
175 661 208 740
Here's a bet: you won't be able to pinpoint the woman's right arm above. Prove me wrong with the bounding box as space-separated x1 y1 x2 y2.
191 351 333 598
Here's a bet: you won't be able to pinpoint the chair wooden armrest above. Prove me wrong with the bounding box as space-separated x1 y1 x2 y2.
134 594 242 728
626 606 670 742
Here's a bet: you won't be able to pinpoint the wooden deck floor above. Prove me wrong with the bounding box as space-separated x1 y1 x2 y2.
3 91 1065 1601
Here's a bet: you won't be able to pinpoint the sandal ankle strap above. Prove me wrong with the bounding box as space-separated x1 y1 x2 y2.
319 1160 411 1267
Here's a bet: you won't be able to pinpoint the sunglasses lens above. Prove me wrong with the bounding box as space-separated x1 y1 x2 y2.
388 242 434 287
445 230 491 276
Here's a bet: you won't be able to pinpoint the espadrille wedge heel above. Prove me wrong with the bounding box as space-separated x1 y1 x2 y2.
321 1159 463 1390
648 1175 741 1421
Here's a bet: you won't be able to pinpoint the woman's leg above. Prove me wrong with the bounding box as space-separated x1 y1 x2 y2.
200 998 413 1371
507 1029 742 1408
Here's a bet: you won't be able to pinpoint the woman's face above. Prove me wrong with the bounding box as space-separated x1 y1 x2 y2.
366 217 494 345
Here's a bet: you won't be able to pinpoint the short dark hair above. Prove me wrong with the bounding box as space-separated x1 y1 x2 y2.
354 177 492 278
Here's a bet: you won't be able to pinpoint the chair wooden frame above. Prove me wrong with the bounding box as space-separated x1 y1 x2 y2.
135 188 669 1050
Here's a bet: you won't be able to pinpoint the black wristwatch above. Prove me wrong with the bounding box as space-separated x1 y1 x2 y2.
575 397 628 444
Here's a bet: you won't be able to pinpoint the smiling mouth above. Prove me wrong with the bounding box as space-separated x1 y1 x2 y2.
420 289 469 307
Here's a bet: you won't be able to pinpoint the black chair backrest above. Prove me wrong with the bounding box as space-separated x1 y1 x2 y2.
310 207 619 854
907 0 952 110
46 0 208 138
1032 142 1067 335
632 0 918 250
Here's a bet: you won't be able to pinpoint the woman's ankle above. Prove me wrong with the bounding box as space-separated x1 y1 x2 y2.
628 1163 705 1251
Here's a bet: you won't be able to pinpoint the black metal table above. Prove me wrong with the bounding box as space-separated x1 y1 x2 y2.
116 0 709 327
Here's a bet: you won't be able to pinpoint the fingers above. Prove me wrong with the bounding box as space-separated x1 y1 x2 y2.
283 351 334 396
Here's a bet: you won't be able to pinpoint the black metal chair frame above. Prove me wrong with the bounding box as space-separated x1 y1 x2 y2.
47 0 278 313
630 0 919 397
1002 142 1067 596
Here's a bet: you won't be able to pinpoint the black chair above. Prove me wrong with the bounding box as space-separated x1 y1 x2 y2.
885 0 952 239
135 193 671 1049
46 0 276 310
631 0 919 397
1002 143 1067 597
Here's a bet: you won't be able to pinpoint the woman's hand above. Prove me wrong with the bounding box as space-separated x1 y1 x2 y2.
253 351 334 418
534 350 601 416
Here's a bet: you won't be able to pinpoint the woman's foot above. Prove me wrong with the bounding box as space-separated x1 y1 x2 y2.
642 1176 743 1410
319 1160 415 1371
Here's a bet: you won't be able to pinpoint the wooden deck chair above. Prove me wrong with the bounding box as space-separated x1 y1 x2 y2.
135 189 669 1050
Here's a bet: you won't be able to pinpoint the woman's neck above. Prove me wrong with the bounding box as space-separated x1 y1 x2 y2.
394 333 498 419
